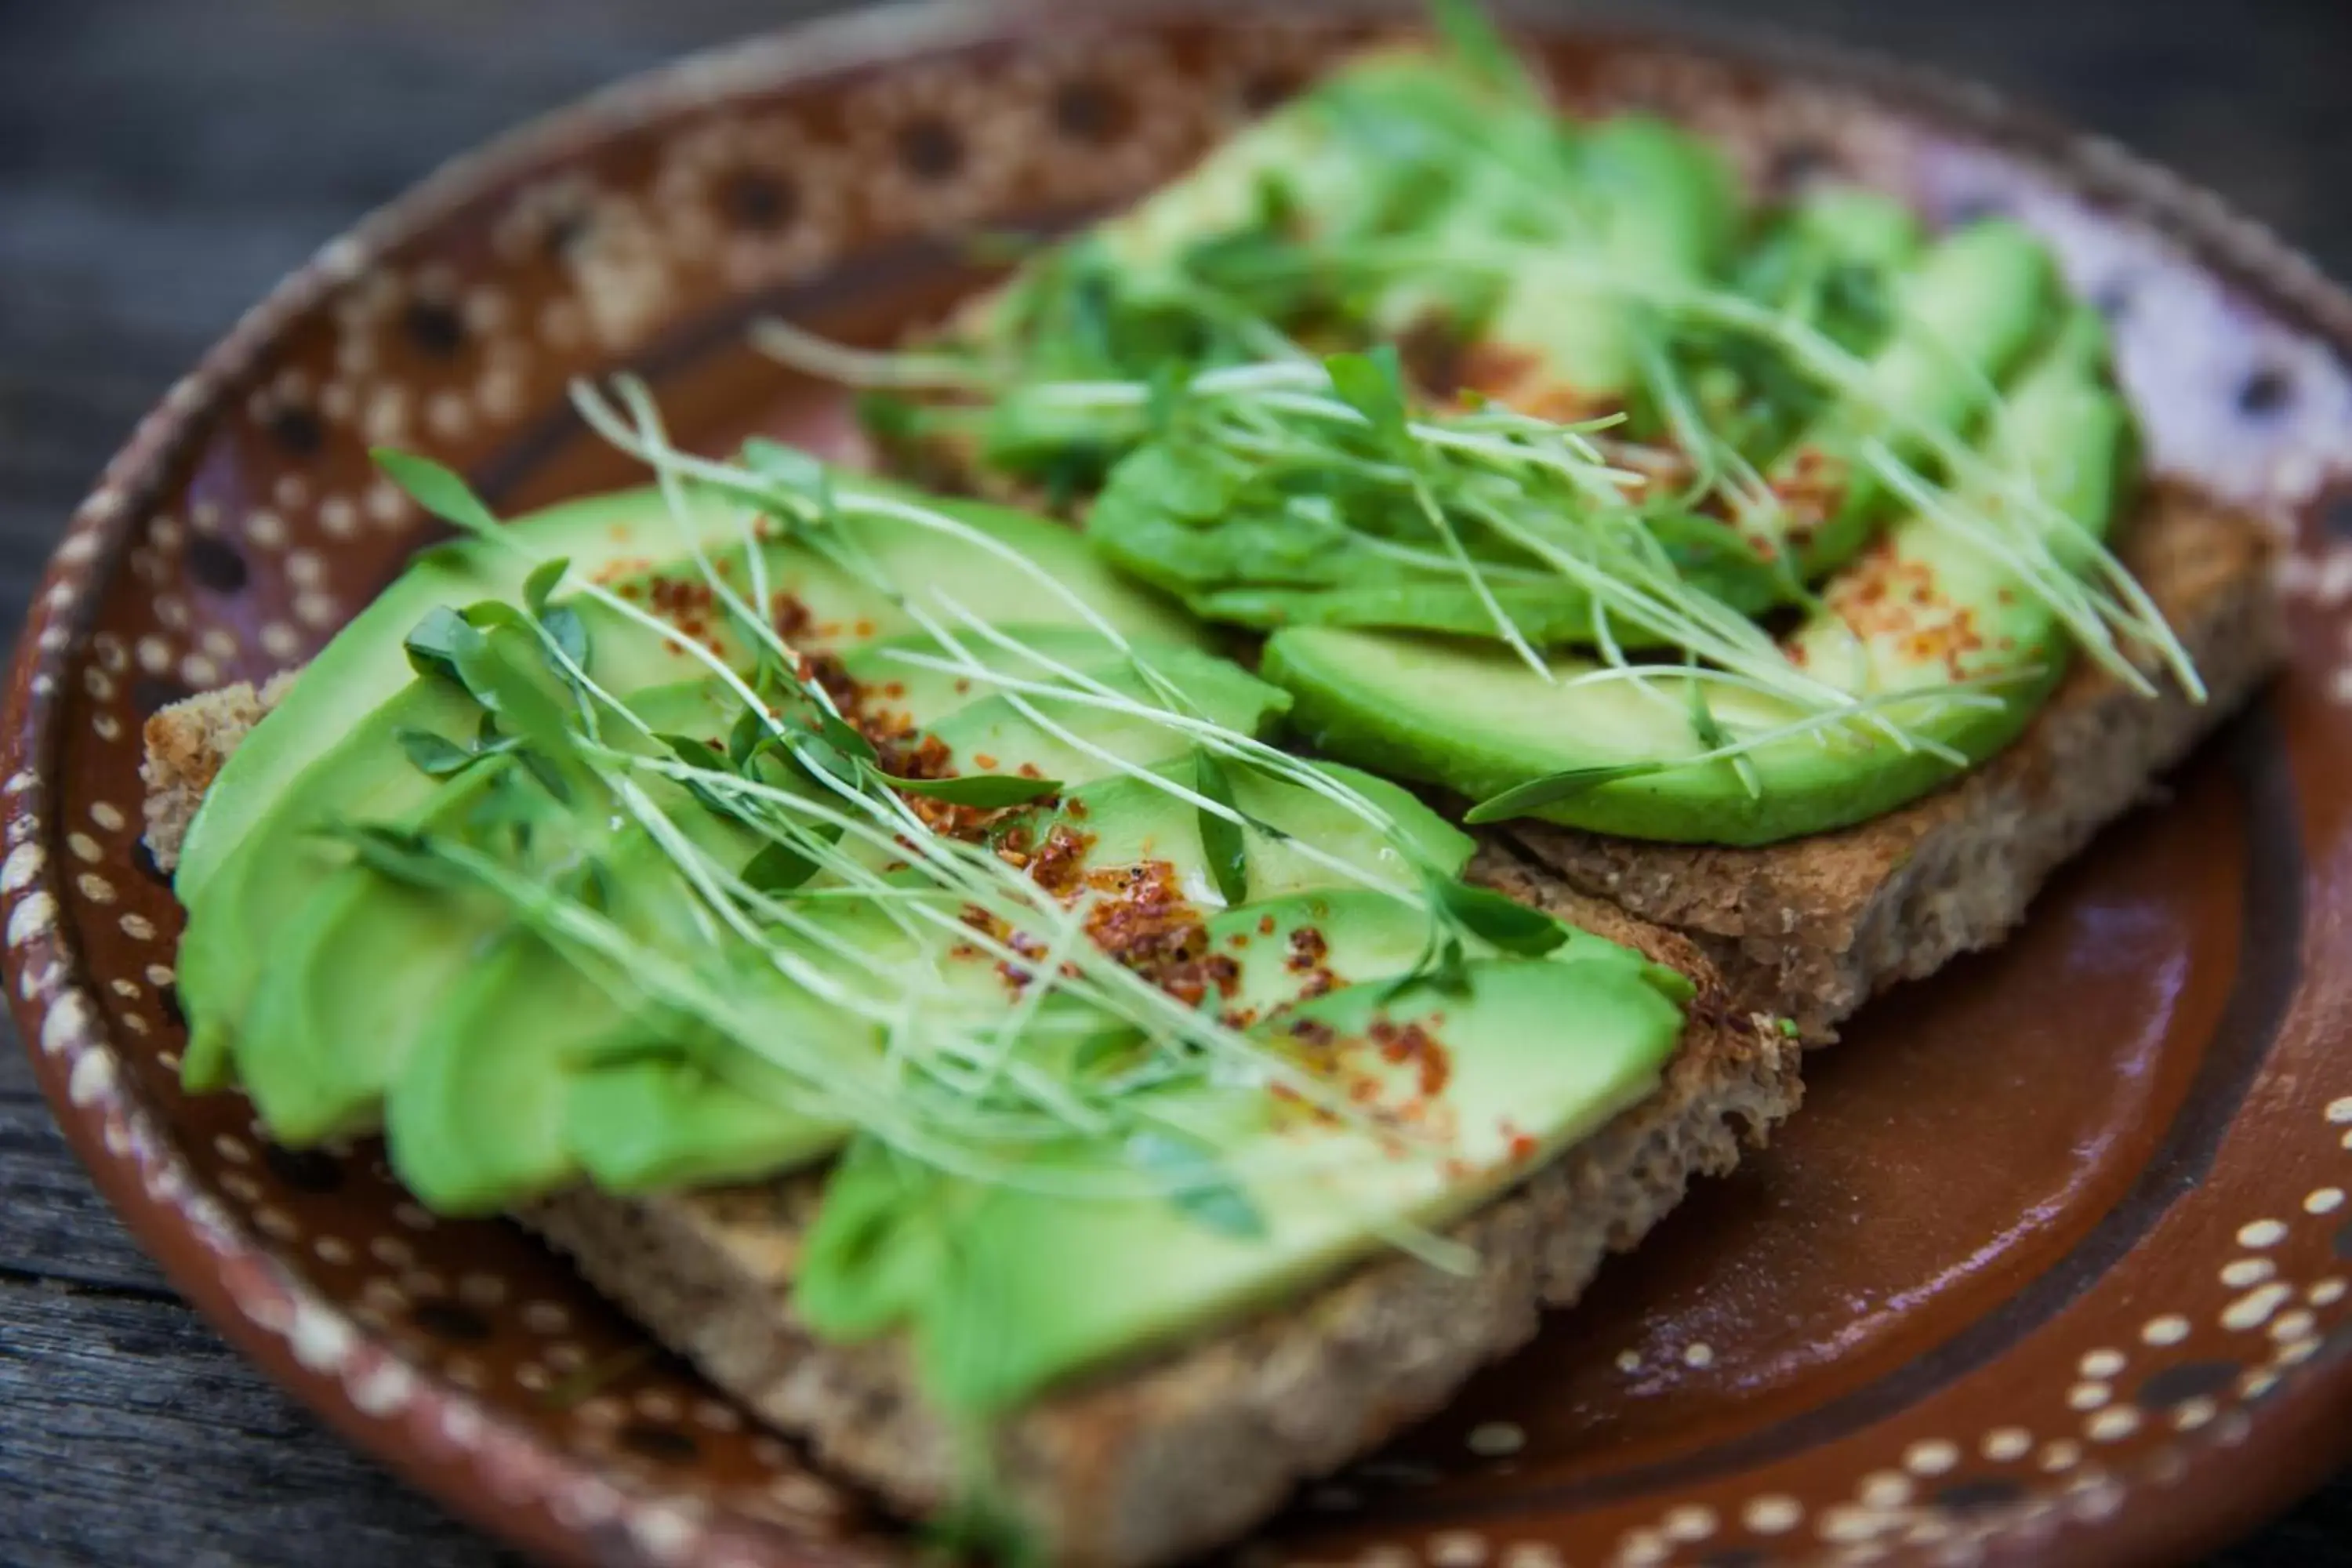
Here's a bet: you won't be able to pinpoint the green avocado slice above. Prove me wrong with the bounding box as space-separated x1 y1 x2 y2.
1771 219 2058 578
913 648 1289 789
1263 308 2133 844
1029 755 1471 910
383 792 816 1212
794 955 1682 1415
517 754 1472 1218
174 677 481 1091
230 676 747 1144
173 486 729 904
176 470 1198 906
563 1053 844 1195
1473 113 1739 408
833 625 1176 733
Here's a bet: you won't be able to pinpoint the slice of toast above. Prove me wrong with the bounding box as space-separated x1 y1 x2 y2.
1508 482 2284 1040
143 692 1798 1567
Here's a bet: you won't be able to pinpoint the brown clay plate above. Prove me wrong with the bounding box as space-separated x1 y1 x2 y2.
10 3 2352 1563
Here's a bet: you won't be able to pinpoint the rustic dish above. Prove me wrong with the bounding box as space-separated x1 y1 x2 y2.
9 2 2352 1563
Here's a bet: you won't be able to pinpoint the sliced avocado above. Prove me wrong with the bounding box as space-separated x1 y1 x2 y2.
173 486 742 903
1773 219 2058 577
234 757 517 1143
1017 754 1471 912
564 1053 843 1194
837 628 1226 735
382 935 584 1213
1085 450 1782 646
230 677 746 1143
384 809 793 1211
916 648 1288 789
179 470 1199 905
175 677 481 1090
571 485 1205 684
1206 885 1665 1025
795 955 1682 1415
1478 114 1739 405
1263 309 2132 844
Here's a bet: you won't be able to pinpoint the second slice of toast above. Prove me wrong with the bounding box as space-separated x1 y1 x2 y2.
1509 483 2284 1040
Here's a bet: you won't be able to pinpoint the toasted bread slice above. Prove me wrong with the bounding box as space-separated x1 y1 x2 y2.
139 670 295 875
520 852 1791 1566
1509 483 2284 1040
144 687 1796 1567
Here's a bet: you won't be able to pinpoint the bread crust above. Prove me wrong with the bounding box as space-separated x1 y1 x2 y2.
1509 483 2285 1040
139 671 294 874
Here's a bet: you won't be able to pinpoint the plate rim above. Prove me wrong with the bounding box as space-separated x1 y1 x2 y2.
5 3 2350 1564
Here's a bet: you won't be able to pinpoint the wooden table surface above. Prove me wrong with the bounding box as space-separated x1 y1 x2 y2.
5 1 2352 1563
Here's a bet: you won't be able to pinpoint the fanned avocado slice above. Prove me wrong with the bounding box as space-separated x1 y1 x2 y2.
178 470 1200 905
796 955 1682 1416
232 677 747 1143
1264 309 2133 844
178 471 1203 1091
1770 220 2057 578
176 677 480 1091
834 625 1173 732
1022 755 1471 911
914 648 1289 789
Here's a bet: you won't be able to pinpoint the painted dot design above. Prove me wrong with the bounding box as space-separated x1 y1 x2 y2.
6 13 2352 1568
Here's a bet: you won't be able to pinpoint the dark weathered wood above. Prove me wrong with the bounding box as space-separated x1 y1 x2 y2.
0 0 2347 1563
0 1049 173 1297
0 1278 522 1568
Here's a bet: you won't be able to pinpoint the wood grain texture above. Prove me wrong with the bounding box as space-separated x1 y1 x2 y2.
0 0 2347 1563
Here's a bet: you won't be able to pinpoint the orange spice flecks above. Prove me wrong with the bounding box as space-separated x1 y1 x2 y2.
1769 445 1851 542
1370 1017 1453 1100
772 591 813 641
1079 859 1236 1007
1813 541 2000 682
1025 823 1096 900
1284 924 1337 1001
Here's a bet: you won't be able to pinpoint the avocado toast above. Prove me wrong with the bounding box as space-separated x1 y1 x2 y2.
143 453 1797 1565
802 6 2284 1040
140 6 2280 1559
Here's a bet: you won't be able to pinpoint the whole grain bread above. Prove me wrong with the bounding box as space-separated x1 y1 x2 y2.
143 690 1798 1568
1510 483 2284 1040
139 670 295 875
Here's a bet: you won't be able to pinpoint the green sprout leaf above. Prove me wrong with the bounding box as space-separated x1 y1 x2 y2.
329 823 472 893
815 710 880 767
542 605 591 675
742 839 824 895
659 732 729 773
1192 748 1250 907
873 772 1063 808
403 605 485 688
515 750 575 806
1323 344 1411 449
393 728 480 779
1435 878 1568 956
372 449 503 539
727 705 773 771
1463 762 1668 823
523 556 570 615
1125 1131 1266 1240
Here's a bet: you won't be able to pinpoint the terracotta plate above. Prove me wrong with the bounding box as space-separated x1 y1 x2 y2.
9 3 2352 1564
